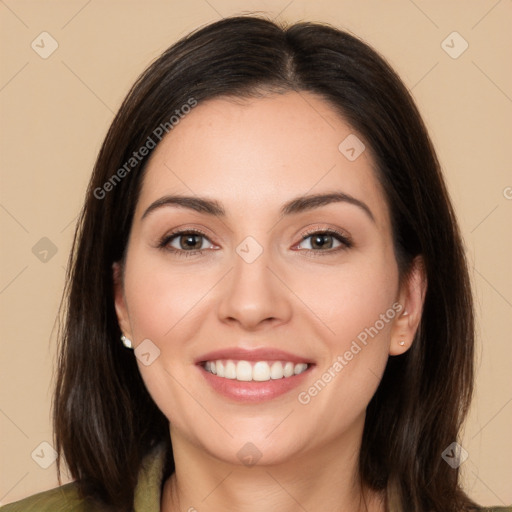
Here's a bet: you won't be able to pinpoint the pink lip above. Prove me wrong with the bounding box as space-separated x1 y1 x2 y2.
197 364 314 403
195 347 313 365
195 347 315 403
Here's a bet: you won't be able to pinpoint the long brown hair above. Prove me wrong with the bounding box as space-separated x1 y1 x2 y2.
54 15 476 511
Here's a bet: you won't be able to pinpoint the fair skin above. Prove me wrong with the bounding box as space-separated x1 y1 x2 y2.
113 91 426 512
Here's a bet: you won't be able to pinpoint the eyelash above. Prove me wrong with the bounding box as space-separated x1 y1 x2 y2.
157 227 353 258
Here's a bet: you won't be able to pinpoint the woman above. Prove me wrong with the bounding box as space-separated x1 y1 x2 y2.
2 15 509 512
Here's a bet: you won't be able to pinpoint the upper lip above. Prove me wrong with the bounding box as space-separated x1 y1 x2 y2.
195 347 314 365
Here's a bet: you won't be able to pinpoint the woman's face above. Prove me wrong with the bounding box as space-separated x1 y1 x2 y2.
114 91 422 466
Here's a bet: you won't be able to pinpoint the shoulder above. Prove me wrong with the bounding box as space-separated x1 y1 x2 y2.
0 482 98 512
1 441 169 512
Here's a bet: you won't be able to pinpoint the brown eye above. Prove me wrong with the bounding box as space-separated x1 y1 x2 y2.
308 233 336 250
297 230 352 253
175 233 205 250
158 229 215 256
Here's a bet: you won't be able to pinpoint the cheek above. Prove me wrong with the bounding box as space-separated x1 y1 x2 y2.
293 251 399 409
121 250 215 425
123 252 204 339
294 250 399 348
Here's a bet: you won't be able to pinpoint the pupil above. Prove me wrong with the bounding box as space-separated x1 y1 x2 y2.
182 234 201 250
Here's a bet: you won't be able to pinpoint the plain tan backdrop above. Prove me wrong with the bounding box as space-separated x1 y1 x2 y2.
0 0 511 507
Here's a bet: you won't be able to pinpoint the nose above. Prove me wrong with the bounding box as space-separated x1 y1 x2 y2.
216 244 293 331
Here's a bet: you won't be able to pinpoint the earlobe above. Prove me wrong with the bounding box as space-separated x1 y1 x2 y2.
389 255 427 356
112 261 132 340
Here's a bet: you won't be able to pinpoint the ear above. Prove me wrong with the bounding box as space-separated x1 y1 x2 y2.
389 255 427 356
112 261 133 340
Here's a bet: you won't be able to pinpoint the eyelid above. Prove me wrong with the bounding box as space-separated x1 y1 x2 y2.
158 224 217 242
298 225 353 244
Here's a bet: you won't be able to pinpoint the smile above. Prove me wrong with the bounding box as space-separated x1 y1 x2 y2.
203 359 309 382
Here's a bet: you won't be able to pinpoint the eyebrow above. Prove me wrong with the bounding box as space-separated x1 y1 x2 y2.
141 191 375 223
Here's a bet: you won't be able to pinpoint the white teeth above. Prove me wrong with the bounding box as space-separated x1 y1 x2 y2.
225 360 237 379
283 362 294 377
236 361 253 381
252 361 270 381
294 363 308 375
270 361 284 379
203 359 310 381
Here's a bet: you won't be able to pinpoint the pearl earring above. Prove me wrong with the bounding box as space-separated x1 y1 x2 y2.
121 335 133 349
399 339 406 346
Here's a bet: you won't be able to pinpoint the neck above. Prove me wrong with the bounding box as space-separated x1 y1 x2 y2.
160 422 384 512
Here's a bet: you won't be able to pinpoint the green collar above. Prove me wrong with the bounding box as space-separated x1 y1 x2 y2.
134 442 168 511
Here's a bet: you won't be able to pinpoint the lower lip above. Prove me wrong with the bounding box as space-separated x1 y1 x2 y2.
198 364 314 403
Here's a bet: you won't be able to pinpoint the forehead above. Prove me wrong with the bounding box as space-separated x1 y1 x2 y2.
136 92 390 229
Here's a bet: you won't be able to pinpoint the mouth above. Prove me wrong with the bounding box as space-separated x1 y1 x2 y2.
195 347 315 402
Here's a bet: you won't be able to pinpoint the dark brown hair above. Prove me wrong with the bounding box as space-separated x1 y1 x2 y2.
54 15 476 511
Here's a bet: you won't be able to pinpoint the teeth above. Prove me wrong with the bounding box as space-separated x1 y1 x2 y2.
284 362 295 377
225 360 237 379
270 361 284 379
294 363 308 375
203 360 309 381
253 361 270 381
237 361 252 381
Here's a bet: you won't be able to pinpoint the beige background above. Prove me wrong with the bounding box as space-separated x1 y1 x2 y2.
1 0 511 507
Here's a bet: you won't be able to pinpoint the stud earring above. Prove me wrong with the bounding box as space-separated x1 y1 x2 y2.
121 335 133 349
399 339 406 346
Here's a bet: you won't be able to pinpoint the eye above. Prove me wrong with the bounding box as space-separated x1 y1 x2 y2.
296 229 353 254
157 227 353 258
158 229 215 256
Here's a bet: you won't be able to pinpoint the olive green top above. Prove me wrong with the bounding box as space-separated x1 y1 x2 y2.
0 443 166 512
1 442 510 511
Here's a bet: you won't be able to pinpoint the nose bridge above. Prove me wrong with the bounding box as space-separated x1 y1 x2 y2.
233 241 272 291
216 235 292 328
